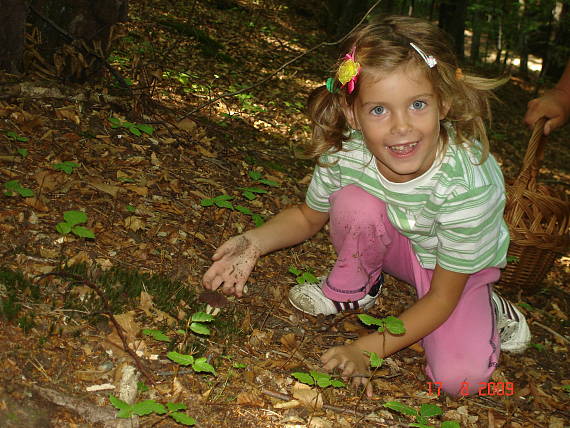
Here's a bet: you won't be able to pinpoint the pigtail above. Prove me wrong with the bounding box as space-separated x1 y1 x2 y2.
305 85 350 162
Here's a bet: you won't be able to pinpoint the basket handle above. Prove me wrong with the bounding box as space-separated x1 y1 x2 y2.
512 117 547 190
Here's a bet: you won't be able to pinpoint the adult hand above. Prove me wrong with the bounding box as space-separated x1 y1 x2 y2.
524 88 570 135
202 234 261 297
321 343 373 397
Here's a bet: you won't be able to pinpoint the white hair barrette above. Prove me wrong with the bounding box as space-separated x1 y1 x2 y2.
410 42 437 68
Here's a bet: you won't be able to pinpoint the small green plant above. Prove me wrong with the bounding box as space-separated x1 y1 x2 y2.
4 180 34 197
288 266 318 284
4 131 28 142
200 194 234 209
109 396 196 426
239 186 267 200
167 351 216 375
142 329 171 342
383 401 459 427
292 370 345 388
188 311 215 335
247 170 280 187
53 161 80 174
55 210 95 239
563 384 570 394
358 314 406 335
17 148 28 158
109 117 154 136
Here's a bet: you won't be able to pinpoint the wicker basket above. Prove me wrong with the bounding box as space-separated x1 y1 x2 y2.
499 118 570 289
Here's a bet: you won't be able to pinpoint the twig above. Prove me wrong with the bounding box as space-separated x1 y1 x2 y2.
532 321 570 344
37 271 156 386
178 0 383 120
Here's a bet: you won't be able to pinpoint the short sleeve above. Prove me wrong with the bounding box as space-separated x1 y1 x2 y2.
305 160 342 212
435 184 509 273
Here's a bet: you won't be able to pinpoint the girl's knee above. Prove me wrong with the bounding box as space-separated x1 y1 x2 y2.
330 184 386 217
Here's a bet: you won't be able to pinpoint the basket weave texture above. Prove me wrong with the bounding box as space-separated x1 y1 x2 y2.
499 119 570 289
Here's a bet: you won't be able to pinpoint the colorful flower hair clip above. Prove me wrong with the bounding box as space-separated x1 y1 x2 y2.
337 47 361 94
325 77 338 93
410 42 437 68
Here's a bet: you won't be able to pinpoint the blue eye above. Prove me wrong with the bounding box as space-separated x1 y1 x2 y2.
371 106 385 115
411 100 427 110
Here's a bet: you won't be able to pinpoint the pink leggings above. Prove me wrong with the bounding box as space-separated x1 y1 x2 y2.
323 184 500 396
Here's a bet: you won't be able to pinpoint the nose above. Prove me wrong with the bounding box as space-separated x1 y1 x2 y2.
391 111 412 135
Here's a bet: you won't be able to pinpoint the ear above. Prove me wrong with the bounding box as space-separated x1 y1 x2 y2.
439 100 451 120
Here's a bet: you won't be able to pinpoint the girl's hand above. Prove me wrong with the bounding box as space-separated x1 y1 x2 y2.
202 234 261 297
321 344 373 398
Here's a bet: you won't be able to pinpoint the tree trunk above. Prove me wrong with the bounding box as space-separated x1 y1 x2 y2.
470 7 482 64
0 0 28 73
438 0 468 60
0 0 128 81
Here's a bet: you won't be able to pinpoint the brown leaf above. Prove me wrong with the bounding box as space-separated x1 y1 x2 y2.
292 382 323 410
88 179 121 198
236 391 265 407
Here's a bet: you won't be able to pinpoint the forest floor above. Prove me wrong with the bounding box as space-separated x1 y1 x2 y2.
0 1 569 427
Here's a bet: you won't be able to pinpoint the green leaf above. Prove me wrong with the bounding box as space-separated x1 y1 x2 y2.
311 371 332 388
142 329 171 342
109 395 130 410
357 313 384 327
166 402 187 412
288 266 301 276
126 204 136 212
419 403 443 418
235 205 253 215
441 422 461 428
384 316 406 335
243 191 256 200
63 210 87 226
136 123 154 135
409 422 432 428
53 161 80 174
200 198 214 207
518 302 533 311
215 200 234 210
109 117 122 127
369 352 383 368
170 412 197 426
258 178 279 187
56 222 72 235
563 384 570 393
190 322 211 335
240 186 267 194
192 357 216 375
17 148 28 157
4 180 21 192
167 351 194 366
137 381 149 392
384 401 418 416
6 131 28 142
301 272 318 283
129 126 142 136
19 187 34 197
248 171 262 180
292 372 315 385
191 312 215 322
116 407 134 418
72 226 95 239
330 379 346 388
131 400 167 416
232 362 247 369
251 214 264 227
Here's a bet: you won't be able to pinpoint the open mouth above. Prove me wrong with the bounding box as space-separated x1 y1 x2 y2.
388 141 418 155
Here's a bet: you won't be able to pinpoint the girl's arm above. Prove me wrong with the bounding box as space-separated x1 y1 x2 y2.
203 203 329 297
321 265 469 396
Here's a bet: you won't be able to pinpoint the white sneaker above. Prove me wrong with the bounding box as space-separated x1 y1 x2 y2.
288 274 383 316
492 291 531 353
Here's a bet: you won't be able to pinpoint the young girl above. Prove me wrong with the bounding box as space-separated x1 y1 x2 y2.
202 16 530 397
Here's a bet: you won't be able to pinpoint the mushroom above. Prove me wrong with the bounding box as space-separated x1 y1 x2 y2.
198 290 229 316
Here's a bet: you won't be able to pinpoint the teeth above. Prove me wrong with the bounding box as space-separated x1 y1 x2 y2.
390 142 417 153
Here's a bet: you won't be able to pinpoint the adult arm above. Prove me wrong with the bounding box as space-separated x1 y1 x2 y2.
321 265 469 396
524 60 570 135
202 203 329 297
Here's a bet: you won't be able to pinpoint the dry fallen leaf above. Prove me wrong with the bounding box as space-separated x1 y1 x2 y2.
292 382 323 410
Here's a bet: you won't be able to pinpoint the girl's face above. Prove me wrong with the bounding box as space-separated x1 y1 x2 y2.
345 63 448 183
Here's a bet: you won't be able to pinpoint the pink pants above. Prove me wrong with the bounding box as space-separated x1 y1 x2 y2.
323 184 500 396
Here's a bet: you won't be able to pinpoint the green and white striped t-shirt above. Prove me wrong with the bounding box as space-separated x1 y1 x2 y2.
305 132 510 273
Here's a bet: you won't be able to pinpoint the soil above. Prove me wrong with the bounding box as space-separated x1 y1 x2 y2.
0 1 568 427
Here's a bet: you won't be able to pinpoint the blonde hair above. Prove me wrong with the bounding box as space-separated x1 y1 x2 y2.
306 16 507 163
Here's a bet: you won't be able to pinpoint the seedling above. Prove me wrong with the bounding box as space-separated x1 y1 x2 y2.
167 351 216 375
288 266 318 284
4 131 28 142
188 311 215 335
248 170 280 187
109 117 154 136
142 329 171 342
292 370 345 388
4 180 34 197
200 194 234 209
383 401 459 428
358 314 406 335
239 186 267 200
53 161 80 174
17 148 28 158
109 396 196 426
55 210 95 239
